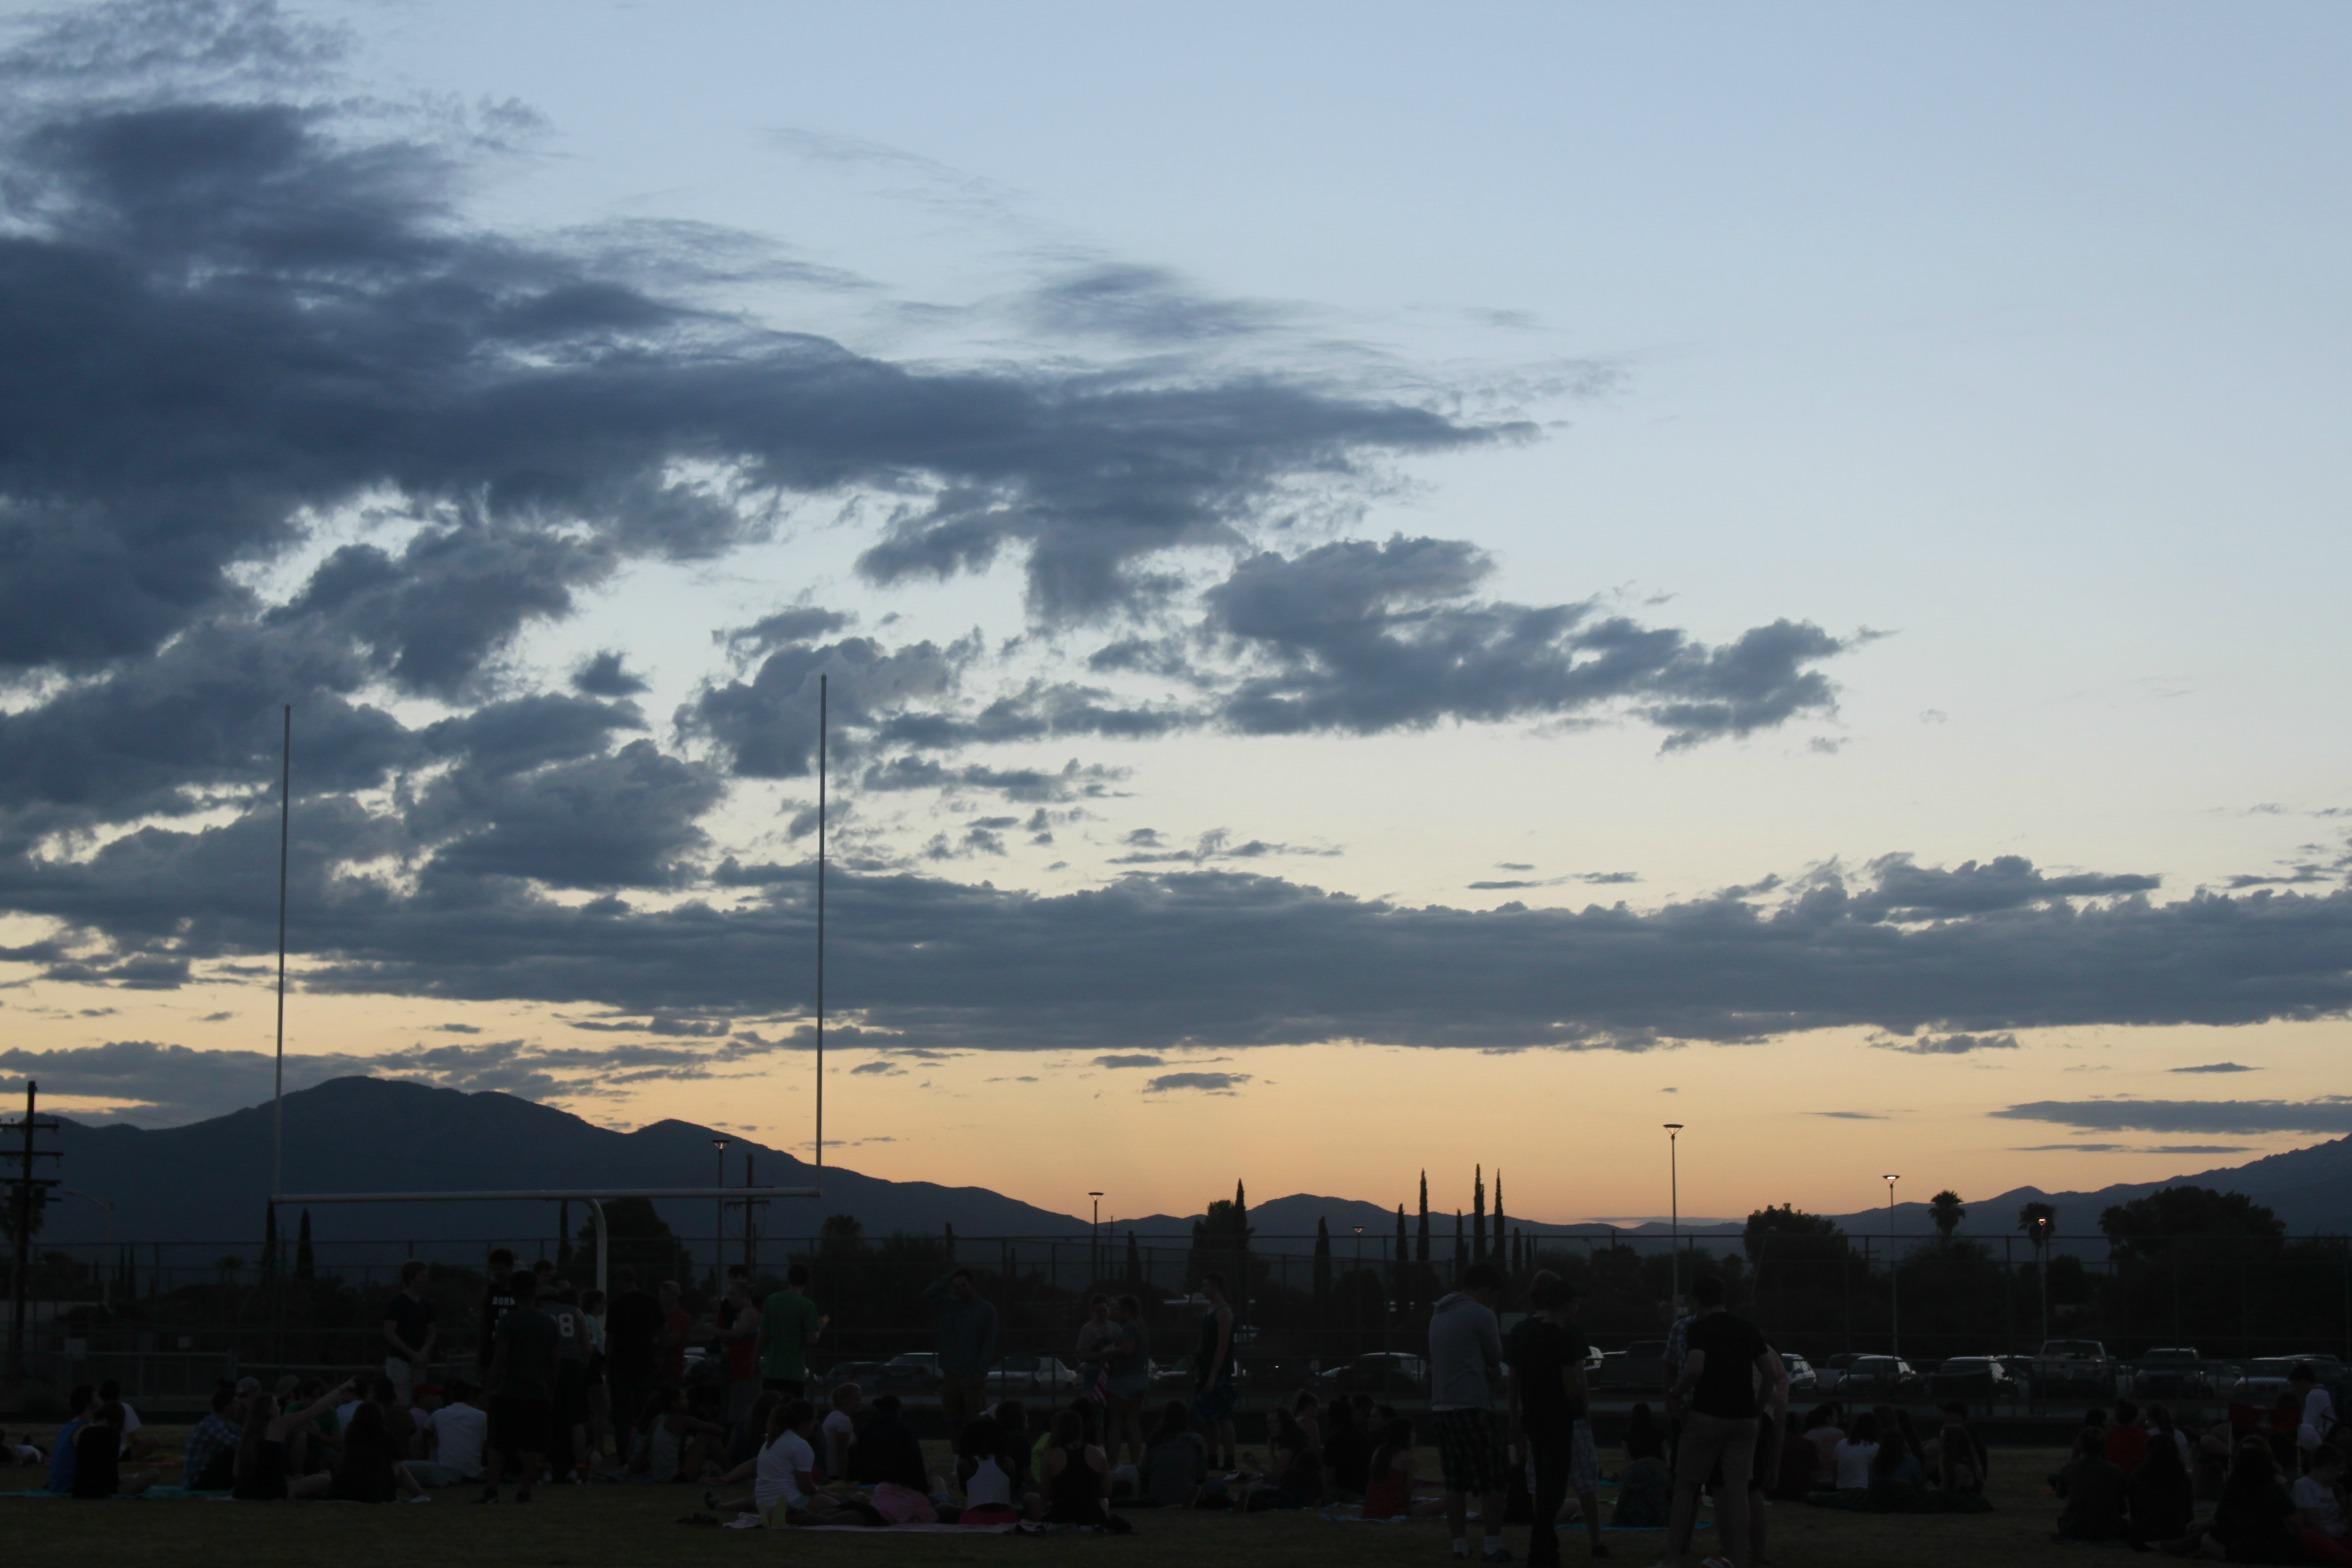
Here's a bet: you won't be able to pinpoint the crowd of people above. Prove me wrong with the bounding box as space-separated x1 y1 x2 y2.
22 1242 2352 1564
2045 1367 2349 1563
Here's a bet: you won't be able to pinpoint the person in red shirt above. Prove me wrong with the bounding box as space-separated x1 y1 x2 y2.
2103 1399 2151 1474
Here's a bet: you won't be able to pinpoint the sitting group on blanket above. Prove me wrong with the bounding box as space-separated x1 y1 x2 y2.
2046 1377 2352 1564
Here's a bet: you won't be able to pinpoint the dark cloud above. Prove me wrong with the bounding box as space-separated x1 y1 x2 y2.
1145 1071 1251 1095
1995 1098 2352 1135
2169 1062 2257 1075
849 1060 902 1076
2010 1142 2254 1156
1018 263 1289 345
1812 1110 1886 1120
8 840 2352 1057
1109 828 1338 866
1853 854 2160 921
859 755 1126 804
570 649 649 698
1092 1053 1167 1069
1871 1031 2020 1055
414 740 723 889
1469 870 1638 891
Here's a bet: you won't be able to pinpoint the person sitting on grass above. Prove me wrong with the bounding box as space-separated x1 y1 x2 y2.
2126 1415 2195 1548
47 1385 94 1496
1832 1410 1881 1493
183 1384 244 1491
1363 1414 1444 1519
629 1386 723 1483
329 1401 428 1503
2199 1437 2300 1563
1141 1401 1207 1509
1042 1406 1111 1524
234 1382 351 1501
2053 1426 2128 1542
2291 1443 2352 1567
707 1398 828 1523
69 1403 155 1498
1612 1402 1671 1527
1937 1402 1988 1495
1802 1403 1846 1482
1869 1417 1925 1494
994 1400 1035 1492
1239 1408 1323 1512
1772 1410 1819 1498
415 1379 488 1488
955 1411 1029 1522
853 1392 930 1492
818 1382 859 1481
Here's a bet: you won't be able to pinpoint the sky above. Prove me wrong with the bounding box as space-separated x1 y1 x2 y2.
0 1 2347 1231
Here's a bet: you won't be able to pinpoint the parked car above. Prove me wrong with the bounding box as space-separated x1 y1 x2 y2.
2130 1348 2213 1401
987 1353 1081 1394
1149 1356 1248 1393
1813 1353 1860 1395
1591 1340 1669 1391
2031 1339 2117 1396
1776 1353 1817 1395
2225 1354 2345 1407
876 1352 943 1391
1928 1356 2015 1400
1836 1356 1923 1398
1315 1352 1429 1394
822 1359 891 1388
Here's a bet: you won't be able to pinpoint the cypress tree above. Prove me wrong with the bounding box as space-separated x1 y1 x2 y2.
295 1209 314 1280
1453 1210 1467 1277
1312 1218 1333 1321
261 1205 280 1281
1472 1166 1487 1261
1492 1170 1506 1261
1416 1172 1431 1265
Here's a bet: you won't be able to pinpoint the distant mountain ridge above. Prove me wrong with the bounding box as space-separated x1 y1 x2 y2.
30 1078 2352 1263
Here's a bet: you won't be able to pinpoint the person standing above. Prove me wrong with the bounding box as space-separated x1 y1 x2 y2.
759 1264 824 1398
480 1270 560 1504
1075 1295 1115 1399
1661 1274 1782 1568
383 1261 437 1406
1105 1294 1151 1466
1191 1273 1239 1471
1430 1261 1510 1564
545 1280 592 1479
476 1248 518 1375
929 1268 999 1436
1509 1270 1606 1566
657 1280 691 1389
605 1268 660 1439
719 1276 764 1431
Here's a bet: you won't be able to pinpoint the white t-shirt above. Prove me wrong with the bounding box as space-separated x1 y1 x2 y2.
428 1403 489 1479
820 1410 855 1477
2302 1387 2337 1450
755 1430 815 1517
965 1454 1013 1507
2293 1474 2347 1540
1833 1439 1879 1491
116 1401 143 1455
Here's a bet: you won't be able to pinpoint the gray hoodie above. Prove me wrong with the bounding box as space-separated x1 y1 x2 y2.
1427 1290 1504 1410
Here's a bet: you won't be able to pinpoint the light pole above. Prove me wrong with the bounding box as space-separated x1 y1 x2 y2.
2034 1214 2051 1344
1883 1173 1900 1357
1664 1124 1684 1316
1089 1191 1103 1282
711 1137 731 1286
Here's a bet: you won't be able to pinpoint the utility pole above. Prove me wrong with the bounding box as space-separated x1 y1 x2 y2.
4 1082 65 1386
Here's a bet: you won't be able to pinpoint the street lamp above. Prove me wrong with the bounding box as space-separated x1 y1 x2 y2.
711 1137 731 1285
2034 1213 2051 1344
1883 1173 1900 1357
1664 1125 1685 1315
1089 1191 1104 1281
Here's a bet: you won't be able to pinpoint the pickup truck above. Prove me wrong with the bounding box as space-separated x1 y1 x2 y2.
2032 1338 2118 1395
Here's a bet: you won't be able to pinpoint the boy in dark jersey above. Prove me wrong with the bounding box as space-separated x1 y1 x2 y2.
476 1247 518 1373
480 1270 559 1503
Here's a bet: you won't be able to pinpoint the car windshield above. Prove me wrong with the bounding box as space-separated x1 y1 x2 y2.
2143 1351 2199 1363
1941 1359 1990 1371
2046 1342 2101 1356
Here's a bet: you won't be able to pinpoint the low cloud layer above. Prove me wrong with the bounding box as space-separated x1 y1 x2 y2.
1995 1098 2352 1135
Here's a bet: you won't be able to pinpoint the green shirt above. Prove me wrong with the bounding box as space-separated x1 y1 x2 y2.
759 1289 821 1382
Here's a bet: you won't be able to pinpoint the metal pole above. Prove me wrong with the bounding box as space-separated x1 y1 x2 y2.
816 675 826 1186
8 1082 33 1383
712 1140 728 1286
1089 1192 1103 1282
273 705 291 1203
1884 1175 1900 1357
1664 1124 1683 1317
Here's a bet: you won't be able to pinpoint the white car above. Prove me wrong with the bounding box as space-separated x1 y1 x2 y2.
987 1354 1082 1394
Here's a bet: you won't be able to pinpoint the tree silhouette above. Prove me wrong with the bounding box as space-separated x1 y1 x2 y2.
1313 1218 1333 1323
1453 1209 1467 1277
1125 1230 1143 1289
295 1209 315 1280
1928 1190 1967 1243
1416 1172 1431 1265
2019 1201 2058 1253
1472 1167 1486 1262
1492 1171 1506 1261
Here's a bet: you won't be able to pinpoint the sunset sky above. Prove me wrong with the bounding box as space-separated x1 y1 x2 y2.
1 2 2347 1228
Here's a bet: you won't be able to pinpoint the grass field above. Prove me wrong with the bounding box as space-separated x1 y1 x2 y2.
5 1430 2081 1566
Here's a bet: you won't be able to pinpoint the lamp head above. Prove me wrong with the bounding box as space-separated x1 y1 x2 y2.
1663 1122 1684 1133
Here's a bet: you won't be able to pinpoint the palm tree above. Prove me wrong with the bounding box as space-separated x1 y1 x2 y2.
1928 1190 1967 1243
2017 1201 2057 1250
